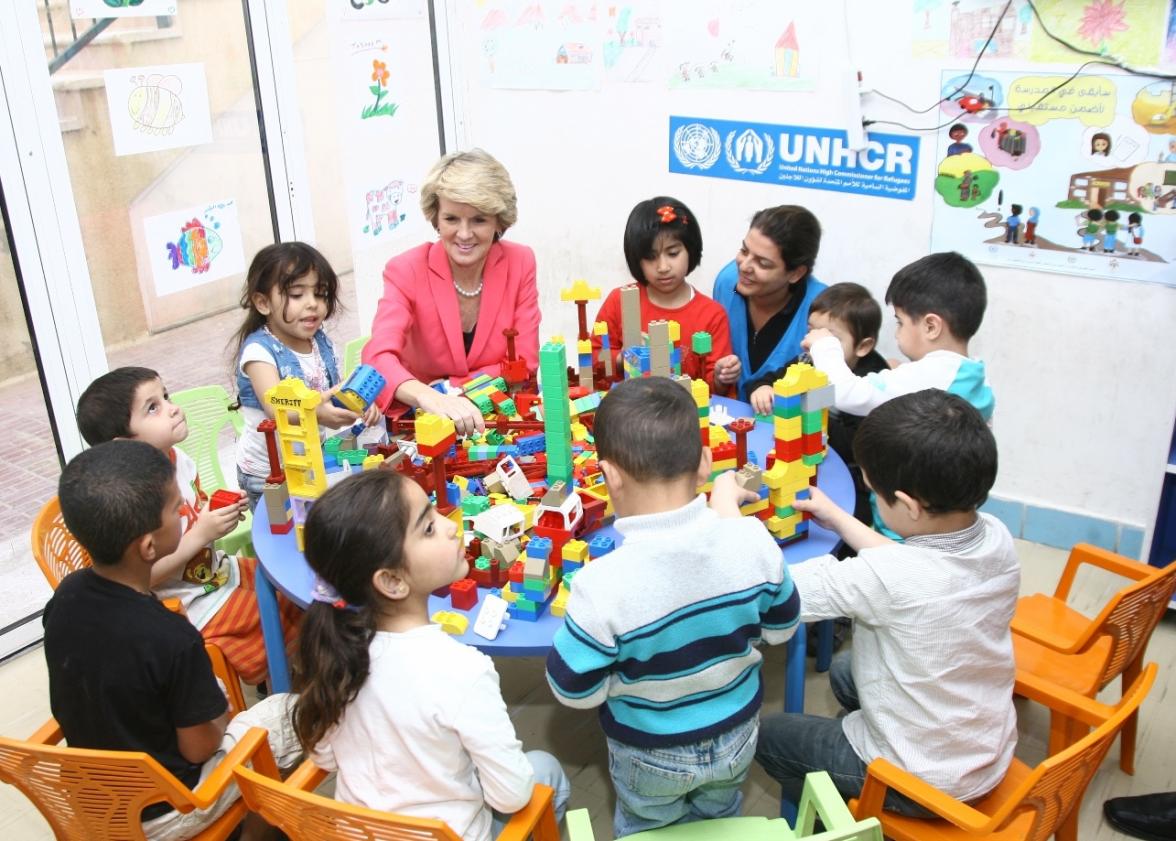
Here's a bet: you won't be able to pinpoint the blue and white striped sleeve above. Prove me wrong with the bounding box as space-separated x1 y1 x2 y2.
760 566 801 644
545 611 617 709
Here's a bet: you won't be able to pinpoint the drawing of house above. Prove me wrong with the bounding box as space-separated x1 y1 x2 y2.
774 22 799 77
948 2 1019 58
1067 166 1133 207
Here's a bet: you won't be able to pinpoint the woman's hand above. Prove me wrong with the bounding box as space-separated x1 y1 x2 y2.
417 389 486 436
713 354 742 386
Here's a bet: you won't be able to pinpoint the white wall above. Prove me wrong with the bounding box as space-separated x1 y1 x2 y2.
394 0 1176 536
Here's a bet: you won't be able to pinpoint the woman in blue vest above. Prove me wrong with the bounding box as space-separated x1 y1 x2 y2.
712 205 827 401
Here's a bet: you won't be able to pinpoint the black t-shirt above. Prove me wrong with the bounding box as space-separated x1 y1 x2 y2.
43 569 228 819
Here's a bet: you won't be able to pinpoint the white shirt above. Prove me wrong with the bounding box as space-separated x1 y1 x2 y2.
790 514 1020 801
312 625 535 841
234 340 331 478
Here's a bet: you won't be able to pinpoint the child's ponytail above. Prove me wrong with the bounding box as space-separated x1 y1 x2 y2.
291 470 411 752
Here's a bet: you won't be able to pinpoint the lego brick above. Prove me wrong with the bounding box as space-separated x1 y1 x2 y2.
773 416 803 440
431 611 469 635
691 331 712 355
450 578 478 610
801 383 836 413
587 534 615 557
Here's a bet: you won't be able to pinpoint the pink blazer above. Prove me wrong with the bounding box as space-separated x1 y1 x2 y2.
363 240 541 411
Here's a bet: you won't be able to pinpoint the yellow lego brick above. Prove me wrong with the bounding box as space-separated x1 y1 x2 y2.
690 378 710 407
431 611 469 635
508 501 536 530
571 422 589 441
774 416 803 439
551 588 570 617
667 320 681 343
453 475 469 493
773 362 829 397
763 459 816 491
593 320 608 336
362 454 385 471
562 539 589 563
294 523 306 552
489 492 508 503
560 278 602 302
709 426 731 445
713 459 737 473
549 333 564 345
501 583 517 603
446 506 464 541
415 412 457 448
739 498 770 516
576 338 593 355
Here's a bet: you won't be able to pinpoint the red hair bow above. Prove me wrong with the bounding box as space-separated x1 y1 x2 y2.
656 205 678 224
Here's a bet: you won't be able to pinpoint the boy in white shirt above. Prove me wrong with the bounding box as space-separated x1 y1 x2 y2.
755 389 1019 815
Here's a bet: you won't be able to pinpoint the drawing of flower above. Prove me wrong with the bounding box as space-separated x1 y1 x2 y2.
362 56 398 120
1077 0 1128 49
371 59 389 86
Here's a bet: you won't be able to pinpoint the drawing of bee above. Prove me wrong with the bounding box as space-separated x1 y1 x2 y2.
127 74 185 135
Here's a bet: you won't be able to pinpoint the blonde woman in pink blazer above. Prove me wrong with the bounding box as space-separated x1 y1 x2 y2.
364 149 540 435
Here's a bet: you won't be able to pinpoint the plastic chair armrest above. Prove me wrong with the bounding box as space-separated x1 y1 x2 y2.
1054 544 1154 600
856 759 992 833
191 727 278 808
496 783 557 841
564 808 596 841
797 771 856 831
29 719 64 745
283 759 330 791
1013 667 1116 728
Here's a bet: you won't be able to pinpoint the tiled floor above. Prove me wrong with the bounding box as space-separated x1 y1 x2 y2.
1 539 1173 839
0 274 360 656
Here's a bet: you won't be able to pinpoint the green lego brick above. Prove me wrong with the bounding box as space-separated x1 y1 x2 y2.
802 452 826 466
461 495 491 516
691 331 713 354
777 505 796 518
801 413 824 434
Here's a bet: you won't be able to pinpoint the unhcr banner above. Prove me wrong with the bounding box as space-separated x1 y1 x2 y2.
668 115 920 201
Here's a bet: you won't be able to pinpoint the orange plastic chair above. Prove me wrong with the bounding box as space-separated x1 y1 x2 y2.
31 495 92 588
233 759 560 841
1010 544 1176 773
850 663 1156 841
0 723 277 841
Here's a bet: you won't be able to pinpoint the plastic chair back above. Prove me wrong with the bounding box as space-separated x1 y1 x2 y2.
1093 561 1176 688
171 385 242 491
234 763 558 841
0 722 247 841
343 335 370 378
31 496 91 588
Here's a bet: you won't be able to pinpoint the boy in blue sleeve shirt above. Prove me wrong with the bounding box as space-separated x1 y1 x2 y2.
545 377 800 837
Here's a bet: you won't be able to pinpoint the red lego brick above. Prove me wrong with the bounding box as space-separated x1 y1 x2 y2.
514 392 540 416
450 578 478 610
774 438 803 462
801 432 823 455
711 441 736 461
509 561 525 584
209 488 246 510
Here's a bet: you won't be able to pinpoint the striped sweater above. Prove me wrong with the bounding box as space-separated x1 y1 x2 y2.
545 495 799 747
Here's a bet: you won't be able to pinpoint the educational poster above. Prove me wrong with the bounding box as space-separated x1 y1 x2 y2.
103 63 212 156
603 1 663 84
669 115 920 201
141 198 246 296
350 174 417 241
929 70 1176 287
330 0 426 22
912 0 1166 65
477 0 604 90
338 37 405 122
72 0 177 19
664 0 817 91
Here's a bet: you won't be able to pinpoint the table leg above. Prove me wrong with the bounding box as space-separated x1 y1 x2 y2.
815 619 834 673
256 562 291 694
784 622 806 714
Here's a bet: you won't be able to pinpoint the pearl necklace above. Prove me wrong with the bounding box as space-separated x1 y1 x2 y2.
453 278 483 298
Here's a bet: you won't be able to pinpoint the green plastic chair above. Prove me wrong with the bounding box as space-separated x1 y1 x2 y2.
171 385 253 557
343 335 370 378
565 772 882 841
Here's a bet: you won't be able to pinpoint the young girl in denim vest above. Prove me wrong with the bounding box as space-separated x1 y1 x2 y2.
232 242 380 509
293 470 569 841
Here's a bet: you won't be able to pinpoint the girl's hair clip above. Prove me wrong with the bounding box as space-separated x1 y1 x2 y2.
311 574 350 610
656 205 683 224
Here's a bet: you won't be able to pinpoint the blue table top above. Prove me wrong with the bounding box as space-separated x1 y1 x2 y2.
252 396 854 656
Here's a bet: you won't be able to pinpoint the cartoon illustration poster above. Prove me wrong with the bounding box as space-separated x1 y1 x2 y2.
476 0 604 90
142 198 246 296
603 1 663 84
103 63 212 156
928 70 1176 286
72 0 177 19
664 0 817 91
912 0 1167 66
338 37 405 122
1167 1 1176 65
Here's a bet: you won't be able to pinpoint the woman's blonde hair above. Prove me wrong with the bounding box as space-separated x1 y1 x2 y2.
419 148 518 233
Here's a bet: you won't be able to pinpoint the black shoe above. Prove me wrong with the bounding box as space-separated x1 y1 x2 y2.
1104 792 1176 841
256 680 269 699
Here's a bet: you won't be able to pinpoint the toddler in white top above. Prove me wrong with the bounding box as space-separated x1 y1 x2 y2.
292 470 569 841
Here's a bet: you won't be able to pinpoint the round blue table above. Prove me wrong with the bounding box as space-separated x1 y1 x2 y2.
252 396 854 712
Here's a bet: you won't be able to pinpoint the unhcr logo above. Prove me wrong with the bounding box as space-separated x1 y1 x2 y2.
725 128 774 175
672 122 721 169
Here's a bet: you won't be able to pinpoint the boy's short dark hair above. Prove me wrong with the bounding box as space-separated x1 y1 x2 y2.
885 252 986 341
853 389 996 514
595 377 702 483
623 196 703 284
76 367 161 446
58 440 176 566
810 282 881 347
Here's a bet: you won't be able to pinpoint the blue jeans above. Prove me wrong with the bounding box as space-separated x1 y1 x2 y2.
606 716 759 838
755 651 933 818
489 750 571 836
236 467 266 514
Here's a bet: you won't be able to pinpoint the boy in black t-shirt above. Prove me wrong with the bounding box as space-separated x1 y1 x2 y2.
747 283 889 525
44 440 301 840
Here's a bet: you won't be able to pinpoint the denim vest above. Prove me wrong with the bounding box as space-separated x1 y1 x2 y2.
236 327 340 409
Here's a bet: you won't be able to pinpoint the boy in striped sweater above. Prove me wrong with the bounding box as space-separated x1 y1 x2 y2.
545 377 800 837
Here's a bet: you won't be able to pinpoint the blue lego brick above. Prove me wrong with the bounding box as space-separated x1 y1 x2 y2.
562 560 583 575
526 536 553 559
515 433 545 455
587 535 615 557
445 481 460 507
331 364 386 410
563 570 578 589
794 488 811 501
